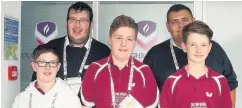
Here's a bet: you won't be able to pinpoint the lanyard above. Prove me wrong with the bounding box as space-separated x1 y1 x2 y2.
170 39 179 71
107 57 134 108
29 93 58 108
63 37 92 80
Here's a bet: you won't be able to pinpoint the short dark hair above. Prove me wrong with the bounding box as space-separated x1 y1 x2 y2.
109 15 138 38
182 21 213 43
167 4 193 22
32 44 59 61
66 2 93 22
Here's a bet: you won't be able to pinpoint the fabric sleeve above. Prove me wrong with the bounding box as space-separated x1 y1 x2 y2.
214 41 238 90
81 63 97 107
70 93 83 108
219 77 232 108
139 66 159 108
11 94 20 108
160 78 173 108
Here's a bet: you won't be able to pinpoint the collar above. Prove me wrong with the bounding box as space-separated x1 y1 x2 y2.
34 82 45 95
65 36 92 49
181 65 212 79
171 38 182 49
108 55 132 68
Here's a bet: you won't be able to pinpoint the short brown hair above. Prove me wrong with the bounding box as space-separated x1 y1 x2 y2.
109 15 138 38
32 44 59 61
182 21 213 43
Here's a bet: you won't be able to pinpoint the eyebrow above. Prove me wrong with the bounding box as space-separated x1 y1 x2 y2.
36 59 59 62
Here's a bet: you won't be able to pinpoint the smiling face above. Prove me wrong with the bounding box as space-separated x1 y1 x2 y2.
166 9 194 47
181 33 212 64
109 27 136 62
66 9 92 45
31 52 60 83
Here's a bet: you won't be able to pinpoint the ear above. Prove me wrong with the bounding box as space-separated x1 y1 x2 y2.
31 62 37 72
192 17 196 22
108 36 111 45
166 22 171 33
90 20 94 28
181 42 187 53
209 42 212 52
56 63 61 72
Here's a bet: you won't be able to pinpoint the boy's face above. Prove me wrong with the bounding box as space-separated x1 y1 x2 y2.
31 52 60 83
181 33 212 64
108 27 136 61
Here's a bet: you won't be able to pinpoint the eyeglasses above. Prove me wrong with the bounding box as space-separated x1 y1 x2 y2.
35 61 59 67
68 17 90 24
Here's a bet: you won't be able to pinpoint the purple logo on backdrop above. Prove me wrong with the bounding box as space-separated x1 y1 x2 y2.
136 21 158 50
35 21 58 45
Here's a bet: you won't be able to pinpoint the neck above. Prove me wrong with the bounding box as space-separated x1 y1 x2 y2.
72 43 84 47
111 55 129 70
186 62 207 79
37 80 56 93
174 40 182 48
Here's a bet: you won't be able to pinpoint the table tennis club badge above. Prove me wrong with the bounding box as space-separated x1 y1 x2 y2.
136 21 158 50
35 21 58 45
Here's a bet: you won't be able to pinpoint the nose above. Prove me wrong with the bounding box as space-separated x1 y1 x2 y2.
195 45 202 53
179 21 186 28
45 63 51 70
121 39 127 47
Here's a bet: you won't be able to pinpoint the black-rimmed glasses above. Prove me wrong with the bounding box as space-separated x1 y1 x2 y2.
35 61 59 67
68 17 90 24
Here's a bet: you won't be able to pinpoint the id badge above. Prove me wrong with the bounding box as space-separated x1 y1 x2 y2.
66 77 82 94
119 94 143 108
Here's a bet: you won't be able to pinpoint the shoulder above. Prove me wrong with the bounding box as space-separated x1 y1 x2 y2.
133 58 150 71
47 36 65 45
90 57 109 68
13 90 30 103
149 39 170 52
91 39 110 51
56 78 77 96
146 39 170 55
210 40 225 53
165 69 184 83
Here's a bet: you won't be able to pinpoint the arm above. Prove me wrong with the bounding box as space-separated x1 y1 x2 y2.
230 90 236 108
139 66 159 108
160 78 173 108
11 94 20 108
220 77 233 108
81 63 97 107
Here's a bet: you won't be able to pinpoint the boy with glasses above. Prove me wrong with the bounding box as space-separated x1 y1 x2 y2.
12 44 81 108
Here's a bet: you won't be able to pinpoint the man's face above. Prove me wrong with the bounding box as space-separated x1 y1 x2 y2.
67 9 92 45
181 33 212 64
109 27 136 61
166 9 194 46
31 52 60 83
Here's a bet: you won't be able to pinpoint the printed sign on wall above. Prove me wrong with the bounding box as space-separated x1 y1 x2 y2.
4 16 19 60
132 20 160 61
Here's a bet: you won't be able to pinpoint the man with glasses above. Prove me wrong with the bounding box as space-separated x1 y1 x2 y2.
12 44 82 108
143 4 238 107
31 2 110 95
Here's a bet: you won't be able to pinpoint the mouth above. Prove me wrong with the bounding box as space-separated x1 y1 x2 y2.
73 29 82 35
119 49 128 52
43 72 52 76
194 55 204 58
